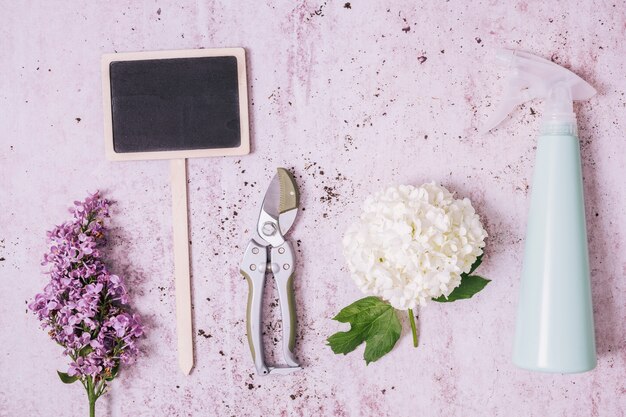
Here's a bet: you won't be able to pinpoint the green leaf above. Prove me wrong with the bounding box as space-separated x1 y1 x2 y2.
327 296 402 364
432 275 491 302
333 296 392 323
105 365 120 381
468 253 483 275
78 345 93 357
57 371 79 384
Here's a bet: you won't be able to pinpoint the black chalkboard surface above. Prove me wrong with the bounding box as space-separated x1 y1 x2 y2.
102 48 249 161
110 56 240 153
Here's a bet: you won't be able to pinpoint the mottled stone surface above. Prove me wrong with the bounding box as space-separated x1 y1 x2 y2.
1 1 625 416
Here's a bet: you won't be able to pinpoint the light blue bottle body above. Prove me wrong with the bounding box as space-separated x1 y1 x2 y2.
513 133 597 373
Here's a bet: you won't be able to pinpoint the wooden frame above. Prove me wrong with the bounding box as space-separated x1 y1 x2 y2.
101 47 250 161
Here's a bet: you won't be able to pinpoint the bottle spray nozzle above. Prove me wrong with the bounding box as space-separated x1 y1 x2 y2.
481 49 596 135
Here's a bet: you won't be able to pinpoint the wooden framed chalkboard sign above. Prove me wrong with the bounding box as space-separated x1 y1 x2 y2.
101 47 250 375
101 47 250 161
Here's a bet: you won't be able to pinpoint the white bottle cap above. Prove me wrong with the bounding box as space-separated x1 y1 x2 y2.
481 49 596 135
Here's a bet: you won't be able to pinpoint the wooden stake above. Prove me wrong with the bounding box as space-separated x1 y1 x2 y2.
170 158 194 374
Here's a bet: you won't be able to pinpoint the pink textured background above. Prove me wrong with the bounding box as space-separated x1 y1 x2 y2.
1 1 625 416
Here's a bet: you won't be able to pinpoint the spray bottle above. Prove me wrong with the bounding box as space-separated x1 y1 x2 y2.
483 49 597 373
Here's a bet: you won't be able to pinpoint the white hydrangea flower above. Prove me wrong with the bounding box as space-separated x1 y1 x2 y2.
342 183 487 310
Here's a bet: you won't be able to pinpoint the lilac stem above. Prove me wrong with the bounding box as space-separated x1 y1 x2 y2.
86 376 97 417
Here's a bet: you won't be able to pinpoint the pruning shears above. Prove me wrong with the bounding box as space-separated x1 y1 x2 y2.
240 168 301 376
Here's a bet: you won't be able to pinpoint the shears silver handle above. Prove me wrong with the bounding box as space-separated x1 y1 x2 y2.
271 241 299 367
241 239 300 376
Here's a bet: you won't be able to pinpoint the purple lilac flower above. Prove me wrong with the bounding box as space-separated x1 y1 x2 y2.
29 192 144 384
